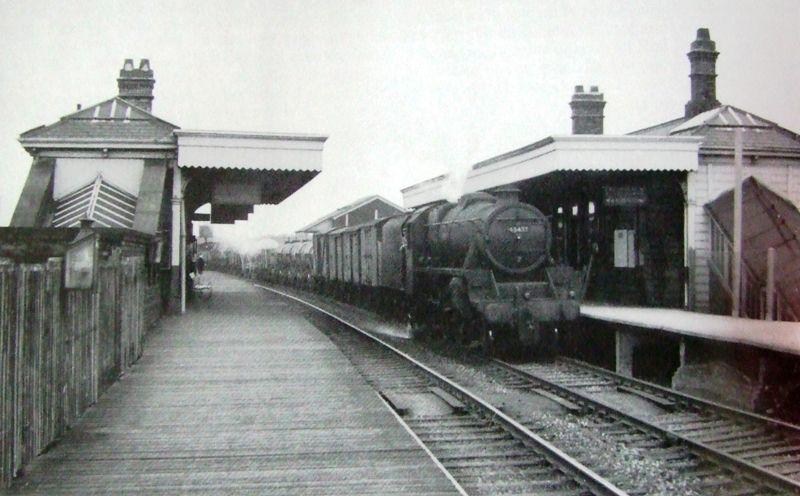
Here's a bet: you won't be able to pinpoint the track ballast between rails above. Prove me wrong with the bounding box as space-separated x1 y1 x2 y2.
256 283 628 496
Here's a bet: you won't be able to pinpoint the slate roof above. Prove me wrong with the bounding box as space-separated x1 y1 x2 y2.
297 195 405 233
629 105 800 156
627 116 688 137
19 97 178 147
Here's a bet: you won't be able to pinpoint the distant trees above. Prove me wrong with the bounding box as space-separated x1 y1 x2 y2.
199 225 213 241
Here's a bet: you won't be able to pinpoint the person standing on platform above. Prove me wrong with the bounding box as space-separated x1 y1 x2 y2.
187 253 196 301
196 255 205 275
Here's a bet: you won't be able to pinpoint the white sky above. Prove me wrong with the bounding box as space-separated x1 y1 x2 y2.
1 0 798 247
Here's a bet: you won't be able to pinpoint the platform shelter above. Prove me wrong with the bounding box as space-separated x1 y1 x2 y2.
10 59 326 314
403 132 702 307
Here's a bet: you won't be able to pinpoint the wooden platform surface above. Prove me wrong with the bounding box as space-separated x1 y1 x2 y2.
9 272 457 495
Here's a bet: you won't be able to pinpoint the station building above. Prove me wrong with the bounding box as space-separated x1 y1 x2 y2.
9 59 326 313
296 194 405 234
401 29 800 321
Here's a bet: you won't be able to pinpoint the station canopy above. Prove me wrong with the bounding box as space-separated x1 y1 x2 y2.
175 130 326 223
401 135 702 208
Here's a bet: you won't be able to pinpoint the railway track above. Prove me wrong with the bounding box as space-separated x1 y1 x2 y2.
255 281 800 494
491 357 800 495
257 284 627 496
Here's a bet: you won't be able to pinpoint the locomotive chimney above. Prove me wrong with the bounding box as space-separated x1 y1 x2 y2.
570 85 605 134
490 186 521 203
685 28 721 118
117 58 155 112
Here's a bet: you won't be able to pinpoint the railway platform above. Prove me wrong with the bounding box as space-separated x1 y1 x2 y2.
576 303 800 413
581 304 800 357
8 271 458 495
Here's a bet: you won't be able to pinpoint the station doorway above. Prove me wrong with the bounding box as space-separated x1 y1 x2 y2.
518 171 687 307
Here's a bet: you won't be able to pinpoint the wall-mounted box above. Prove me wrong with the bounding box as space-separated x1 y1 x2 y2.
65 231 97 289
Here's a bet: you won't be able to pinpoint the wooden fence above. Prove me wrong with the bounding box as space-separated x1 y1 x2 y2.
708 215 797 321
0 255 152 486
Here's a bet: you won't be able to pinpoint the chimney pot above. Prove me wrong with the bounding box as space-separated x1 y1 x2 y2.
76 103 82 110
117 58 155 112
569 84 605 135
685 27 721 118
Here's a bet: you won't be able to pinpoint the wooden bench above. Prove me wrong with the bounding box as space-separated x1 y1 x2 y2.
192 277 213 300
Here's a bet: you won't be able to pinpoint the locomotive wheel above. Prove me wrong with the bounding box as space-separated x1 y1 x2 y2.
406 299 428 339
452 317 471 345
496 326 523 358
441 305 475 345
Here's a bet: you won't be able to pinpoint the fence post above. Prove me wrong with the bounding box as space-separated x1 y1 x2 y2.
766 247 776 321
0 259 16 486
12 264 25 477
45 258 61 449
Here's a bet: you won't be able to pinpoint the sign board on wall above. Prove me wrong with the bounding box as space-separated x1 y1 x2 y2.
613 229 637 268
212 181 262 205
65 233 97 289
604 186 647 207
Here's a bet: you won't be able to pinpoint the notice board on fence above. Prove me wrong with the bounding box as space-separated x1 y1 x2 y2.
65 233 97 289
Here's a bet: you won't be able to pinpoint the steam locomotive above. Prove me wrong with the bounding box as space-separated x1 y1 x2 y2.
258 188 588 355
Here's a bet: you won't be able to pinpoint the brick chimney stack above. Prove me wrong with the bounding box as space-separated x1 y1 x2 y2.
117 59 155 112
570 85 605 134
685 28 720 118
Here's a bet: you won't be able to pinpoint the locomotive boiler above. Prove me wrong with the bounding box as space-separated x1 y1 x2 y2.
424 190 550 275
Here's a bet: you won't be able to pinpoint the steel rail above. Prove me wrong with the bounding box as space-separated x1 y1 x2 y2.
377 392 470 496
255 283 629 496
494 358 800 495
562 356 800 433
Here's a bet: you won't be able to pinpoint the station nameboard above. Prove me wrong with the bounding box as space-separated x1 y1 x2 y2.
604 186 647 207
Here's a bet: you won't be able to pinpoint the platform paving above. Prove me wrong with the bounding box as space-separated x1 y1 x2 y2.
9 272 458 495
